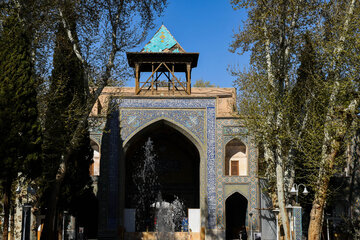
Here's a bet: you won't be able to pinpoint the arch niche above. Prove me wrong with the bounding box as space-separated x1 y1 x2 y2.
224 138 248 176
90 139 100 176
123 119 203 230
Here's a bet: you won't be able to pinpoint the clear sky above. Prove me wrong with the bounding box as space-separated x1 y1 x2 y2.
127 0 250 88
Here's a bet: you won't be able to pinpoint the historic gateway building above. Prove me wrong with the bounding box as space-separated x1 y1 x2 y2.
90 25 277 239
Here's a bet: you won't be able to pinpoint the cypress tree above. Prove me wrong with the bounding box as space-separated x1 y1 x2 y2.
40 6 93 239
0 12 42 240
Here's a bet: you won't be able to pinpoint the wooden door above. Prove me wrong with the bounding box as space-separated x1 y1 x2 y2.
231 161 239 176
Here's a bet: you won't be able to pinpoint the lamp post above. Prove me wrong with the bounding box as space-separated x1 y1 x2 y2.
286 204 293 240
290 183 308 204
272 208 280 240
289 183 308 240
326 213 331 240
249 212 253 240
16 184 36 240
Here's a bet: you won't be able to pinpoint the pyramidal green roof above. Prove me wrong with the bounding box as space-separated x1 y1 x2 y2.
141 25 185 53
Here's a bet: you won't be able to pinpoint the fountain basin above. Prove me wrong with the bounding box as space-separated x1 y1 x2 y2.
124 232 200 240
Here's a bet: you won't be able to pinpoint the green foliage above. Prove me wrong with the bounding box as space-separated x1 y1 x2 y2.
193 79 217 87
231 0 360 237
0 11 42 183
290 34 328 202
40 17 93 213
231 0 360 192
0 10 42 240
0 1 168 238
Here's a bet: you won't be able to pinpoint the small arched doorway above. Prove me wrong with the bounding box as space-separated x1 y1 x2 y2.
226 192 248 240
124 120 200 231
90 139 100 177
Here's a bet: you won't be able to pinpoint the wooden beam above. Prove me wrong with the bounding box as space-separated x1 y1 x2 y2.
163 62 186 92
137 62 163 94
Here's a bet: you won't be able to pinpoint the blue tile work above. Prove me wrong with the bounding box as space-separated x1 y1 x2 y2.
223 126 248 136
215 119 259 231
116 98 214 108
142 25 183 53
90 133 102 146
118 98 218 229
293 207 302 240
206 107 216 228
107 111 120 229
120 109 206 144
89 118 106 146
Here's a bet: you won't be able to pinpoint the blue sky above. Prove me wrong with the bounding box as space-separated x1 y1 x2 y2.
128 0 250 88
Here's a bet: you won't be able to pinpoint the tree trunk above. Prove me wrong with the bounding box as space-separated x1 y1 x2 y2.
308 143 339 240
40 77 94 240
276 155 291 240
349 129 360 218
40 161 66 240
2 181 11 240
10 204 15 240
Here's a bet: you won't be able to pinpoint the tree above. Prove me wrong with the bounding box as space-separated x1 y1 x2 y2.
230 1 317 238
345 124 360 238
40 8 93 238
290 34 328 236
230 1 360 239
0 11 42 240
193 79 217 87
31 1 167 239
306 1 359 239
0 1 166 238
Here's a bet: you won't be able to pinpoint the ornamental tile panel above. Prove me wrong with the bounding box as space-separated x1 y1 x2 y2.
215 119 260 231
117 98 215 109
120 109 206 144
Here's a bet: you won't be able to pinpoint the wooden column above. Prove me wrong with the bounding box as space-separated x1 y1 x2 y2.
135 63 140 94
172 64 175 94
151 63 154 94
186 62 191 94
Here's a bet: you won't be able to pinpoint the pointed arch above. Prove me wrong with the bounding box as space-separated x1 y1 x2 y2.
123 117 204 156
224 138 248 176
90 138 100 176
225 192 248 240
122 118 207 231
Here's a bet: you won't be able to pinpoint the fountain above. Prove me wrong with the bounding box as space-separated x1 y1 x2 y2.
131 138 190 240
153 194 186 240
133 138 159 232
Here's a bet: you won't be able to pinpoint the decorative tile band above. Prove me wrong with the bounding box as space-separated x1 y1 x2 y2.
223 126 248 136
120 109 206 144
117 98 215 109
207 107 216 228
